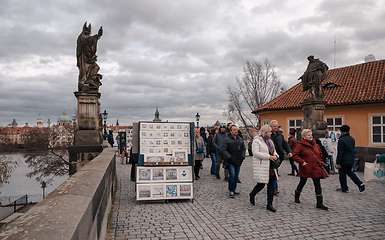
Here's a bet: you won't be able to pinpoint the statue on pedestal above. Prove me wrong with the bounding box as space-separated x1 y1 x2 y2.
299 55 329 99
76 22 103 92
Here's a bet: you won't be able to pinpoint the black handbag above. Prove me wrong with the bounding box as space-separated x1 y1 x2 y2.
270 157 282 169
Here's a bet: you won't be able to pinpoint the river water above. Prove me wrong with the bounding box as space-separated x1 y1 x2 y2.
0 153 69 204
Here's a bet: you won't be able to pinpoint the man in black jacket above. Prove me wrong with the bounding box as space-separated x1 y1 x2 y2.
221 125 245 198
270 120 293 195
336 125 365 193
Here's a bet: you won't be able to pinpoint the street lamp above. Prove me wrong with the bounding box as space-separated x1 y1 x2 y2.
102 110 108 140
195 112 200 129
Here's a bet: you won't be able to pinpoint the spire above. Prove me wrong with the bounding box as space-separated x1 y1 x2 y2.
153 106 161 122
116 119 119 126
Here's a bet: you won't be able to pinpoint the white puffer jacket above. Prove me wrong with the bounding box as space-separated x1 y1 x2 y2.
252 135 279 184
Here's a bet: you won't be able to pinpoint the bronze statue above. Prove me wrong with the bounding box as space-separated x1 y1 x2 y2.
299 55 329 99
76 22 103 92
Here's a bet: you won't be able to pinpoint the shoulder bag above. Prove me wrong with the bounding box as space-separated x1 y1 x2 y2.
308 147 329 179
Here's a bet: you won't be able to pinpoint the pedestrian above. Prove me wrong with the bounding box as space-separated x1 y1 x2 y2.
249 125 280 212
292 129 328 210
194 129 205 180
336 125 365 193
107 130 114 147
199 127 207 169
288 129 299 176
270 120 293 195
221 125 245 198
212 124 228 180
129 147 138 181
206 127 218 175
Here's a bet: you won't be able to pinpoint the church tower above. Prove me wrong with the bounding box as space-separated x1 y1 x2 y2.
153 107 161 122
37 114 43 128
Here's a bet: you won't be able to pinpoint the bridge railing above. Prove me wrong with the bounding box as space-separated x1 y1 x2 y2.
0 146 116 240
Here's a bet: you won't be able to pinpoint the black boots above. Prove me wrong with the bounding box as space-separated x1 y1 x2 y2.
266 188 276 212
316 195 328 210
294 190 301 203
249 192 255 205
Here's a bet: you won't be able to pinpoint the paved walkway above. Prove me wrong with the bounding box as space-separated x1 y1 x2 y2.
108 156 385 239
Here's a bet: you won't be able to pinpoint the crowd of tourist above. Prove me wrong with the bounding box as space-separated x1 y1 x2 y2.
195 121 366 213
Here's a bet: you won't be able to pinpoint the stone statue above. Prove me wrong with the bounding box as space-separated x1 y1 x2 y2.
299 55 329 99
76 22 103 92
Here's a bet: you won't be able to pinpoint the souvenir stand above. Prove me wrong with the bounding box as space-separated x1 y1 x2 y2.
136 121 194 201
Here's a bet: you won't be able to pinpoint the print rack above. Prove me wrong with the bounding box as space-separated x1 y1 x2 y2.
136 121 194 201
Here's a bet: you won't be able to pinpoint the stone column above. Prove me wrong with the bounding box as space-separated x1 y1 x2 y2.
74 91 102 145
300 98 328 140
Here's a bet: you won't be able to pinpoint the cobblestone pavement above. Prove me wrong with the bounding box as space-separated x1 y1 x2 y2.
108 156 385 240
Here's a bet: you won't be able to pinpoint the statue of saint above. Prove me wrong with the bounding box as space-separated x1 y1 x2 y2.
299 55 329 99
76 22 103 92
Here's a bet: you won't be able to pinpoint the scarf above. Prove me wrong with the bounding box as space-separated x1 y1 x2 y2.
263 136 275 155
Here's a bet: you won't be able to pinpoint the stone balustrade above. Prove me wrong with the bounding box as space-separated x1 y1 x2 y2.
0 147 116 240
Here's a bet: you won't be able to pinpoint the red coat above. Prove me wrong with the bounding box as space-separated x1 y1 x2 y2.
293 138 324 179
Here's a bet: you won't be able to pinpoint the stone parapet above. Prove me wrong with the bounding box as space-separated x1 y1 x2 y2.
0 147 116 240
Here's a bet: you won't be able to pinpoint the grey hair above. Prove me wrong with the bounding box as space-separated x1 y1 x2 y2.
258 125 272 137
301 129 312 138
269 120 278 126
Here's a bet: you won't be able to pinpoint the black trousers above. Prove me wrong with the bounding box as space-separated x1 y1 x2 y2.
296 177 322 195
250 175 275 196
194 160 202 177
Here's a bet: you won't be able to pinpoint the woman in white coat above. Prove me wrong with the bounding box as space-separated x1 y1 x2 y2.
249 125 279 212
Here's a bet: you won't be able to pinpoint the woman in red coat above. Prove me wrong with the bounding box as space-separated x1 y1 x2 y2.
292 129 328 210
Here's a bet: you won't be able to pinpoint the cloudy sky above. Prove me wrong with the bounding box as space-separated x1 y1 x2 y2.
1 0 384 128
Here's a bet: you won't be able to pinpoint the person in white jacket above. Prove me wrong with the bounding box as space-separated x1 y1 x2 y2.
249 125 279 212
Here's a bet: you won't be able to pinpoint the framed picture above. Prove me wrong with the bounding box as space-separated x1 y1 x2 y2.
174 150 187 162
166 168 178 180
140 139 147 146
141 147 147 153
183 124 190 130
169 124 175 130
184 132 189 138
163 139 169 145
141 131 147 138
177 140 183 146
155 139 162 145
155 123 161 130
138 185 151 198
146 155 164 162
163 147 169 153
170 140 176 145
179 167 192 180
162 123 169 130
148 124 154 130
166 184 178 197
148 148 155 154
141 123 147 130
138 168 151 181
152 185 164 198
148 132 154 138
177 132 183 138
180 184 192 197
169 132 175 138
176 124 182 130
155 147 161 153
155 132 162 138
152 168 164 181
163 132 169 137
148 139 155 146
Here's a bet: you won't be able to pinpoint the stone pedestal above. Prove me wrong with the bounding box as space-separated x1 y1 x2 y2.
69 91 104 175
300 98 327 140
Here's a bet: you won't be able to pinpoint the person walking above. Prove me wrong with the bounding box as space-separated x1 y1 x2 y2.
336 125 365 193
292 129 328 210
206 127 218 175
194 129 205 180
249 125 280 212
288 129 299 176
107 130 114 147
270 120 293 195
212 124 228 180
221 125 245 198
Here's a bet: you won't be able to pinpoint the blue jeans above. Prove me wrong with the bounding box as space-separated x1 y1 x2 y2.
339 164 363 190
274 168 279 190
210 153 217 174
228 164 241 192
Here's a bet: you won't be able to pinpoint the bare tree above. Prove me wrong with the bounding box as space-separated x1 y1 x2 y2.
227 59 286 137
23 125 74 185
0 155 19 196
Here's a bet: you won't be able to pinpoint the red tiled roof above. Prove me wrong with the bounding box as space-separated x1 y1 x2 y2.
252 59 385 113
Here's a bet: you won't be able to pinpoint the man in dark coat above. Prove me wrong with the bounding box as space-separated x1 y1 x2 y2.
212 124 229 179
336 125 365 193
221 125 246 198
107 130 114 147
270 120 293 194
